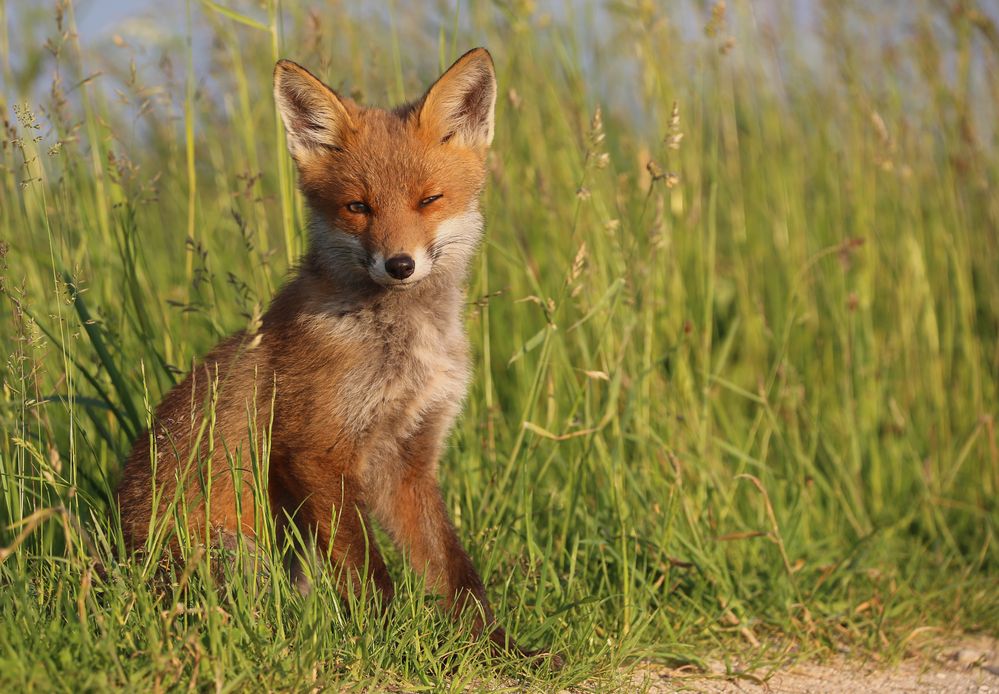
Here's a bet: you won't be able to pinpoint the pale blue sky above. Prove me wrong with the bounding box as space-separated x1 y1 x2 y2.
74 0 158 39
7 0 996 140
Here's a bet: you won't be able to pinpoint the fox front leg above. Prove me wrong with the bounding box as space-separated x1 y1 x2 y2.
369 419 564 666
372 454 563 666
366 421 507 640
272 468 394 605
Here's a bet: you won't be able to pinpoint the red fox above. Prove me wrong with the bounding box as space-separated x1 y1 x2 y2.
117 48 532 654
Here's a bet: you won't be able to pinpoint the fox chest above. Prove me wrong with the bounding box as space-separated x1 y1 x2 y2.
313 311 471 451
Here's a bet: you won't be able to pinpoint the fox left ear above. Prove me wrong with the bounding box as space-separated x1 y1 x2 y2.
418 48 497 149
274 59 354 158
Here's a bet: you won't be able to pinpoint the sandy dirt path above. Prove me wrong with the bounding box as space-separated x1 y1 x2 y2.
628 636 999 693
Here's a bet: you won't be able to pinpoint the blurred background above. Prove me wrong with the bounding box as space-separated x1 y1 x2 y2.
6 1 999 138
0 1 997 689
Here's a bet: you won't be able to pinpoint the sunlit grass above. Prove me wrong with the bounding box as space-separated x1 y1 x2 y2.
1 0 997 690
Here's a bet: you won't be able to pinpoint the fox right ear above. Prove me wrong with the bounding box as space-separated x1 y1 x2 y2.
274 60 353 157
418 48 497 149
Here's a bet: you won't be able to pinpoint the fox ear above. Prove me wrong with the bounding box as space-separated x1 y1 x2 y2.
274 60 353 157
418 48 496 149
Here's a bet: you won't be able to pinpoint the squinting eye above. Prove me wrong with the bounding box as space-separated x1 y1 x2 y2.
346 201 371 214
420 194 443 207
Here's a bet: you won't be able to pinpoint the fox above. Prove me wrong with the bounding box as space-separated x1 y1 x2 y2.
117 48 539 657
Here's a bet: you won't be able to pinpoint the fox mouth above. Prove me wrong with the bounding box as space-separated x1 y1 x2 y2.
376 275 425 290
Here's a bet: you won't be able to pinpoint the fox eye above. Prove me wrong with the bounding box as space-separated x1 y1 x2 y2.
346 201 371 214
419 194 443 207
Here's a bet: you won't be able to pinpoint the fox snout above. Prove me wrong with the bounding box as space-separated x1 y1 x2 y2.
367 247 432 287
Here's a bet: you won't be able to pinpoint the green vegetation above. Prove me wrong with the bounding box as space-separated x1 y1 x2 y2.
1 1 997 690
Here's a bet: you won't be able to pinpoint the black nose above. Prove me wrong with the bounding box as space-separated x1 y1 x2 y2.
384 254 415 280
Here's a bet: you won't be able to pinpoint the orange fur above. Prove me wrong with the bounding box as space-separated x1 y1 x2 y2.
116 49 531 653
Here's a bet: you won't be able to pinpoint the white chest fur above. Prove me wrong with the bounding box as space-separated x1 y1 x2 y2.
307 296 471 454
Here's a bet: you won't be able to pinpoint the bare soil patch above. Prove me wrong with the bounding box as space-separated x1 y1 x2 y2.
630 636 999 693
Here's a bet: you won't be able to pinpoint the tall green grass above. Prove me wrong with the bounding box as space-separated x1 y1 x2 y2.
1 0 997 690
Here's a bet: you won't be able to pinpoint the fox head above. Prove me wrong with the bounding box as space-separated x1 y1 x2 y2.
274 49 497 290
